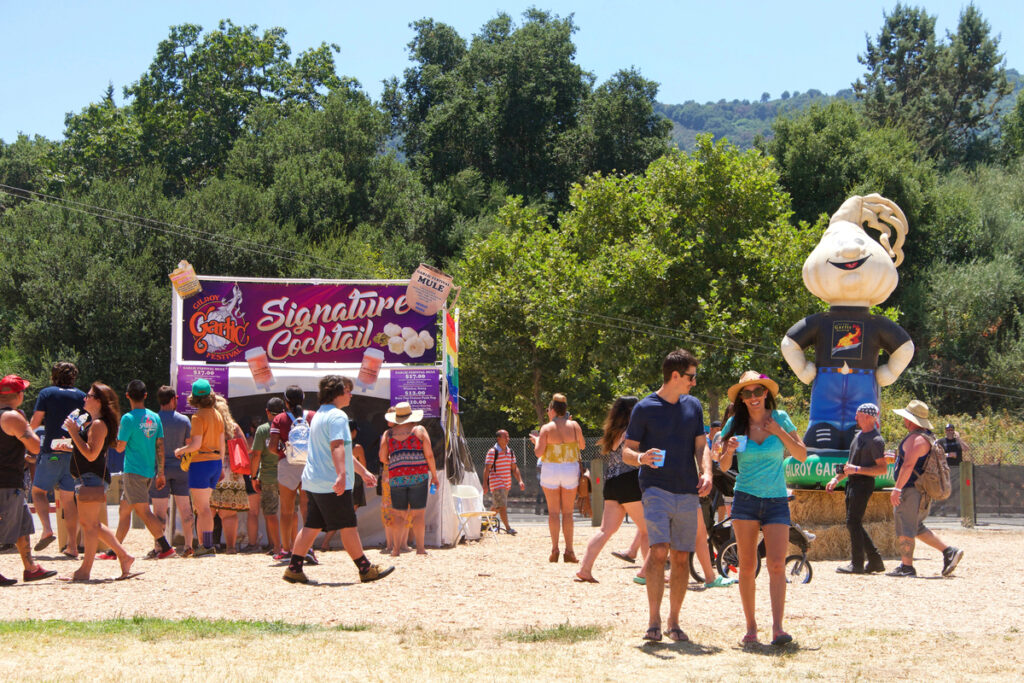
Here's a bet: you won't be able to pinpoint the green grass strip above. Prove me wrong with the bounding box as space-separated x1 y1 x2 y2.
506 623 605 644
0 617 369 640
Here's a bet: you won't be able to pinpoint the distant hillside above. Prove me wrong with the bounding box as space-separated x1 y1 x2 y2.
658 69 1022 151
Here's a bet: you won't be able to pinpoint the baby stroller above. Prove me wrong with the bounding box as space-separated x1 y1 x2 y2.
690 465 815 585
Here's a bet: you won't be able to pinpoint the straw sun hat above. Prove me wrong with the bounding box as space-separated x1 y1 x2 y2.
727 371 780 403
385 401 423 424
892 399 934 431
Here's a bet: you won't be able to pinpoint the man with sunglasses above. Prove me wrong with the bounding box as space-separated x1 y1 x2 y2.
622 349 713 643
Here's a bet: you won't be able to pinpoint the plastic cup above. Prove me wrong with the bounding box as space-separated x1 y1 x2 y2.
429 482 438 495
356 348 385 388
245 346 275 390
734 435 748 453
653 449 666 467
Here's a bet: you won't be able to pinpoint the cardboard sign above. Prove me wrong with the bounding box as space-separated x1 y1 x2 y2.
405 264 453 316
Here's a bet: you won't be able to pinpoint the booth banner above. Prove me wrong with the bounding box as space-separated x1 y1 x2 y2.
390 368 441 418
176 365 229 414
181 280 437 364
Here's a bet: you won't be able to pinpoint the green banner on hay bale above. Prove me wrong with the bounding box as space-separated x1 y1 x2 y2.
784 451 895 490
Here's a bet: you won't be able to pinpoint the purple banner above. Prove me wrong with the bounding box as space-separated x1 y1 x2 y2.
176 365 229 414
181 280 438 364
390 368 441 418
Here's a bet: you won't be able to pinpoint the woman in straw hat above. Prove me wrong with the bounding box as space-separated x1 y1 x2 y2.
533 393 586 563
378 402 438 556
715 371 807 646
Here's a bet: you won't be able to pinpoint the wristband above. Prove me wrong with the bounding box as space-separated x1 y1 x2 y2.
893 488 902 492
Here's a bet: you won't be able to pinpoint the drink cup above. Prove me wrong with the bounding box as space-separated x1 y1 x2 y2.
429 482 438 495
245 346 276 391
356 348 385 389
652 449 666 467
734 435 748 453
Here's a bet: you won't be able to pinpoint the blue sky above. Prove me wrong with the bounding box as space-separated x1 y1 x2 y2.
2 0 1020 141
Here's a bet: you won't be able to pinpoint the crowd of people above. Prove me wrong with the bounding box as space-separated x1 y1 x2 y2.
0 363 396 585
0 351 967 647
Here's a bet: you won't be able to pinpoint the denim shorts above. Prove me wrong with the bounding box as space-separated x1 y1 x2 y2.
641 487 698 552
33 451 75 492
74 472 108 491
731 490 792 526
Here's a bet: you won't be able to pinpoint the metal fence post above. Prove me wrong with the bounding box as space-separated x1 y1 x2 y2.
960 461 975 528
590 458 604 527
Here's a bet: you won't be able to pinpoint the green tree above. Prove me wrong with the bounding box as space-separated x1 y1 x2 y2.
854 3 1010 164
1000 90 1024 161
59 84 142 191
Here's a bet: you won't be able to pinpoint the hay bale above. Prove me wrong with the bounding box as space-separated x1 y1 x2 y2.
799 521 897 561
790 488 893 526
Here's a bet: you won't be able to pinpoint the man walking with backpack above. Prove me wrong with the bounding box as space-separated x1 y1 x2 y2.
887 400 962 578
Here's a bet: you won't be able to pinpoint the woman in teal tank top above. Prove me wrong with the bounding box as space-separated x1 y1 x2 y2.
715 372 807 647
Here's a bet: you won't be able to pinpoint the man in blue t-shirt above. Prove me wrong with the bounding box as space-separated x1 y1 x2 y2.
106 380 175 560
282 375 392 585
623 349 713 643
149 386 194 555
27 362 85 555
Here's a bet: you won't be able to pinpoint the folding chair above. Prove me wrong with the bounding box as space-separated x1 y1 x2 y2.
452 485 499 542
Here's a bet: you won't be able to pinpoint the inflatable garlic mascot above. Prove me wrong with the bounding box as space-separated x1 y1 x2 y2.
781 194 914 452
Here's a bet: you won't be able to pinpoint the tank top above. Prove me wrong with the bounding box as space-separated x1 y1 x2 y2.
387 430 429 487
71 419 110 483
604 439 636 480
895 430 929 489
0 406 27 488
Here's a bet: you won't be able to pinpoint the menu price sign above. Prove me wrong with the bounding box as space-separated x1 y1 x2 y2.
176 365 229 414
390 368 440 418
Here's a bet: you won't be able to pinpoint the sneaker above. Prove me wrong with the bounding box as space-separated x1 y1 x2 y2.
0 574 17 587
96 550 117 560
865 558 885 574
304 551 319 566
705 575 738 588
157 547 178 560
835 563 865 575
273 550 290 561
181 548 195 558
23 565 57 582
359 564 395 583
194 546 216 558
885 564 917 577
283 567 309 584
941 546 963 577
144 549 160 560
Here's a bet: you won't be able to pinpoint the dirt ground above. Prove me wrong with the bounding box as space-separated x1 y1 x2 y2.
1 523 1022 680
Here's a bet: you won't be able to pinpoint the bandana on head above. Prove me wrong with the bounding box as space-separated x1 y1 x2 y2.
856 403 879 417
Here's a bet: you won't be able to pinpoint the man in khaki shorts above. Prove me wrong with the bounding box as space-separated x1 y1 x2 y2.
102 380 176 560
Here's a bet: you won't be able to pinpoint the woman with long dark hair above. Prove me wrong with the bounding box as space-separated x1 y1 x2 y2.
63 382 135 580
575 396 648 583
533 393 586 563
268 385 313 561
715 371 807 646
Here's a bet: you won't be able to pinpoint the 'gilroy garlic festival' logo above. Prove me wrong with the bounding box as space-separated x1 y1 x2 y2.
189 284 250 361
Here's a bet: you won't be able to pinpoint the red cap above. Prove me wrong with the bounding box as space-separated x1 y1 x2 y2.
0 374 30 394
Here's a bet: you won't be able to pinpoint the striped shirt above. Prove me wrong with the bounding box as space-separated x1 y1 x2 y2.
485 443 515 492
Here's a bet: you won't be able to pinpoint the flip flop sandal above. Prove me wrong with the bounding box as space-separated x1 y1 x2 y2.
665 627 689 642
770 633 793 646
573 574 598 583
115 571 145 581
633 576 646 585
643 626 663 642
611 551 636 564
741 633 759 645
34 535 56 552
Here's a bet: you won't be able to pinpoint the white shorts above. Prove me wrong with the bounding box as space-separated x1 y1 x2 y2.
277 458 305 491
540 461 580 490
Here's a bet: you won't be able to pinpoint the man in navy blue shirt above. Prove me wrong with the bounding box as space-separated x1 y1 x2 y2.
623 349 713 643
28 362 85 555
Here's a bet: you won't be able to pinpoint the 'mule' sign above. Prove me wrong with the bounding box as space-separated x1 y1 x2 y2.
405 264 454 316
182 281 438 364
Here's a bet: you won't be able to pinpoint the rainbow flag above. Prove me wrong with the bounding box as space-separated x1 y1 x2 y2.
444 309 459 413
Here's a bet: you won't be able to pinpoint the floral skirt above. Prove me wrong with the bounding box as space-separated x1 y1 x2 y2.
210 478 249 512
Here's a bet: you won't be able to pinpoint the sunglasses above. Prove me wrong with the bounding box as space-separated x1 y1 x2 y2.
85 392 98 399
740 386 767 400
681 372 697 381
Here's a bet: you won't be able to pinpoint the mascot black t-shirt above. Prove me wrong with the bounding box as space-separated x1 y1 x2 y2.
786 306 911 370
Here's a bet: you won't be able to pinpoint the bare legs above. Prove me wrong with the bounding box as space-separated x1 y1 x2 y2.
694 512 715 582
57 490 78 556
279 485 300 553
75 494 133 580
542 485 578 557
246 493 261 548
31 486 55 539
577 500 648 581
644 543 690 633
173 494 194 550
900 530 949 567
734 520 790 640
218 510 238 551
191 488 214 546
410 509 427 555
